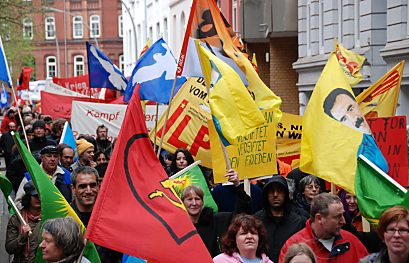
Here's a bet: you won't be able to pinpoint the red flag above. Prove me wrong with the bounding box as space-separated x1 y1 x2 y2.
85 89 212 262
17 67 32 90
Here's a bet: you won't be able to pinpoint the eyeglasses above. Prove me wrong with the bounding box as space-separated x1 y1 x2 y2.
385 228 409 235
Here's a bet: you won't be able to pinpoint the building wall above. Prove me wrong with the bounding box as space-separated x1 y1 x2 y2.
270 37 299 114
32 0 123 80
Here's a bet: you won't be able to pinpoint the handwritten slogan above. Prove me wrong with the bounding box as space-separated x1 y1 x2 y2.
210 109 277 183
367 116 408 187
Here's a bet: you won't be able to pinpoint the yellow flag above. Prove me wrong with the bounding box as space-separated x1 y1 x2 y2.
196 42 265 145
356 61 405 117
334 39 366 86
300 53 387 194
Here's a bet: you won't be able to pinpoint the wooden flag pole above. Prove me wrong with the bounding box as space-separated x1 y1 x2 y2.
75 238 88 263
153 102 159 153
10 88 31 152
8 196 32 236
156 77 178 158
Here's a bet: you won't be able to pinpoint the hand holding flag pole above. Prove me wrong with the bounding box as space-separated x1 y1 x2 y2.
7 194 32 236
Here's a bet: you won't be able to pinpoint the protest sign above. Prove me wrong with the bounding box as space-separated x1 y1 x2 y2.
41 91 99 120
150 78 212 168
367 116 408 187
276 112 302 168
209 109 278 183
71 101 127 140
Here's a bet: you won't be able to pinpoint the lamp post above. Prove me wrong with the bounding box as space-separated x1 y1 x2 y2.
120 0 138 61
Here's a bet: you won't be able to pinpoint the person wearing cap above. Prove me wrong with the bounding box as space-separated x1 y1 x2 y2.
14 145 72 209
6 180 41 263
254 175 307 263
27 119 56 154
1 108 17 133
71 139 96 170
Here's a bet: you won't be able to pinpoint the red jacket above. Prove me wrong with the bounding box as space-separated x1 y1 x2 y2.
279 219 368 263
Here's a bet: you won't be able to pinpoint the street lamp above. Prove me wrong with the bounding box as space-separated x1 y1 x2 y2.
120 0 138 61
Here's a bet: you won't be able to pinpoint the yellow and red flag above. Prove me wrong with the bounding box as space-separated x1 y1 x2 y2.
334 39 366 86
356 61 405 118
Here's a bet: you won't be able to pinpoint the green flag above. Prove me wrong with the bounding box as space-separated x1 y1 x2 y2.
355 155 409 224
13 133 101 263
0 173 15 215
170 161 218 212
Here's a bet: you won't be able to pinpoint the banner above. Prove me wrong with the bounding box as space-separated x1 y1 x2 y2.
150 78 212 168
71 101 127 140
367 116 408 187
276 113 302 168
209 109 278 183
44 82 89 97
41 91 99 120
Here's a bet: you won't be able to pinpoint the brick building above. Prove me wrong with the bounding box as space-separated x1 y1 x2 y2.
28 0 123 80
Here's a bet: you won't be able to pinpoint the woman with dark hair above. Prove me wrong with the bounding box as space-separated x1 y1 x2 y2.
339 189 362 231
360 206 409 263
6 181 41 263
180 170 250 257
294 175 321 215
40 217 89 263
94 150 109 166
168 148 195 176
213 214 272 262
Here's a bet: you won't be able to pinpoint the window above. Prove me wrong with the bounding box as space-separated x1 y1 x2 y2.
73 16 83 39
163 18 168 41
118 15 123 37
45 17 56 39
73 55 84 76
119 54 124 73
90 15 100 37
149 26 153 41
23 18 33 40
180 11 186 34
46 56 57 78
232 0 238 32
156 22 160 39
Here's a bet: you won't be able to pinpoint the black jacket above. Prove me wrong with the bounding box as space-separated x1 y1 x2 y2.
254 175 306 263
196 185 251 257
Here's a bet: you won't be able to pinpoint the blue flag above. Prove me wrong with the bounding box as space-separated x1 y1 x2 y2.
0 83 10 109
59 122 78 161
0 37 12 88
86 42 127 91
124 38 186 103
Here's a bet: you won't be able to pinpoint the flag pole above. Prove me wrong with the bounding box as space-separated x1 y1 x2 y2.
169 160 201 180
156 77 177 158
11 88 31 152
7 195 32 236
75 238 88 263
153 102 159 153
358 154 407 194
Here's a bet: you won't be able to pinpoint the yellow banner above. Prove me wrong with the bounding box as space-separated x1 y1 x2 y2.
210 109 278 183
276 112 302 168
334 39 365 86
150 78 212 168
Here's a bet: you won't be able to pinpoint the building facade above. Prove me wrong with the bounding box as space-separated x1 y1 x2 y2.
295 0 409 117
29 0 123 80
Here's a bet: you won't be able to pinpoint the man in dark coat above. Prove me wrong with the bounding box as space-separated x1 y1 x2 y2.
254 175 306 263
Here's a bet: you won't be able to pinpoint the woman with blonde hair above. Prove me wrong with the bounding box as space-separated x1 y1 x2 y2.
283 243 317 263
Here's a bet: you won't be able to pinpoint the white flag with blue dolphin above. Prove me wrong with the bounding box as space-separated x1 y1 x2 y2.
0 37 12 88
0 83 10 109
86 42 127 91
59 122 78 161
124 38 186 103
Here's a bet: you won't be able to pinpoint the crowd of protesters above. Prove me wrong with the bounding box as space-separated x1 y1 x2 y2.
1 105 408 263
